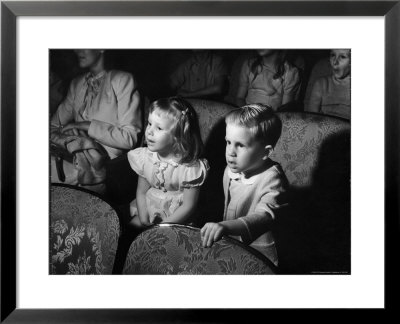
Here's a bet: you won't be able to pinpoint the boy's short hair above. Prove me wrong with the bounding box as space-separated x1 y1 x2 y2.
225 104 282 147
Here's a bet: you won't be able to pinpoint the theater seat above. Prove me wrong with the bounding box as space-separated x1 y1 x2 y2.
122 224 276 274
50 184 120 274
271 112 350 188
270 112 350 273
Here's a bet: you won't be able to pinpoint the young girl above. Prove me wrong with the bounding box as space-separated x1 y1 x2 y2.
128 97 209 228
306 49 351 119
235 50 301 111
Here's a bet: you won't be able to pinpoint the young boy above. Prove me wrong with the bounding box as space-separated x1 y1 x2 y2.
200 104 288 266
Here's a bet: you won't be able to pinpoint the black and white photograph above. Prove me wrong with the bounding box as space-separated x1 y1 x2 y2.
2 1 394 318
49 49 351 275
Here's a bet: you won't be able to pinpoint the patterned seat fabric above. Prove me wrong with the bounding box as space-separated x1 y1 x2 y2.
123 224 276 274
50 184 120 274
271 112 350 188
270 112 350 273
187 99 235 144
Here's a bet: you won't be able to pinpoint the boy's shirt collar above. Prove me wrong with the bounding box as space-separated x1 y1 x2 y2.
227 159 275 185
227 169 258 185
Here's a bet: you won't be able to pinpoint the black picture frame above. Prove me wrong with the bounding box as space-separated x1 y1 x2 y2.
1 0 398 322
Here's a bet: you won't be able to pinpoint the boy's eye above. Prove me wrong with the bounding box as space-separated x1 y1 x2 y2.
157 127 162 131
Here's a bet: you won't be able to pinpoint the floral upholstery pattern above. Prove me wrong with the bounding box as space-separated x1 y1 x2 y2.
271 112 350 188
187 99 234 144
50 184 120 274
123 224 276 274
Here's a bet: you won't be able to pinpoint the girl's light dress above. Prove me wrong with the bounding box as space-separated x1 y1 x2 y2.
128 147 209 223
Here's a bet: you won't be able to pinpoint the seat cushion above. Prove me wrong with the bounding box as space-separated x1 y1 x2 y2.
50 184 120 274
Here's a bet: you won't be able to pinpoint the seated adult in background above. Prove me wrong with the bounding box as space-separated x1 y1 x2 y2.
234 50 301 111
50 49 142 194
306 49 351 120
303 54 331 109
169 50 228 101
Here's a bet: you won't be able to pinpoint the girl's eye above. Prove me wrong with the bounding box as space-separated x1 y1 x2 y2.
157 127 162 131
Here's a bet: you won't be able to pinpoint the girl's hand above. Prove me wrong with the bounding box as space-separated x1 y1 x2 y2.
138 212 152 227
129 215 151 229
62 121 90 133
200 222 225 248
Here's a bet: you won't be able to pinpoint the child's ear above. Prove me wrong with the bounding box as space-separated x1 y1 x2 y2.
262 145 273 160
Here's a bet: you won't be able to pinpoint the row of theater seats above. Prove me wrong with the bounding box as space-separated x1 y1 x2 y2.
50 184 276 274
51 99 350 274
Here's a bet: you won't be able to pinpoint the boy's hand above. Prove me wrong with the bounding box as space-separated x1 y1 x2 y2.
200 222 225 248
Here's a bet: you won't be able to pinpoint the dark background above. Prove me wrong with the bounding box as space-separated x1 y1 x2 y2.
50 49 330 113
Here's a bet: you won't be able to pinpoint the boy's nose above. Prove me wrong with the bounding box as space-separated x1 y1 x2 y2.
227 147 236 156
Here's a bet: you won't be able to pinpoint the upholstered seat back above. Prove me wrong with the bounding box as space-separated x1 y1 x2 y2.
187 99 234 144
123 224 276 274
50 184 120 274
271 112 350 188
270 112 350 273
